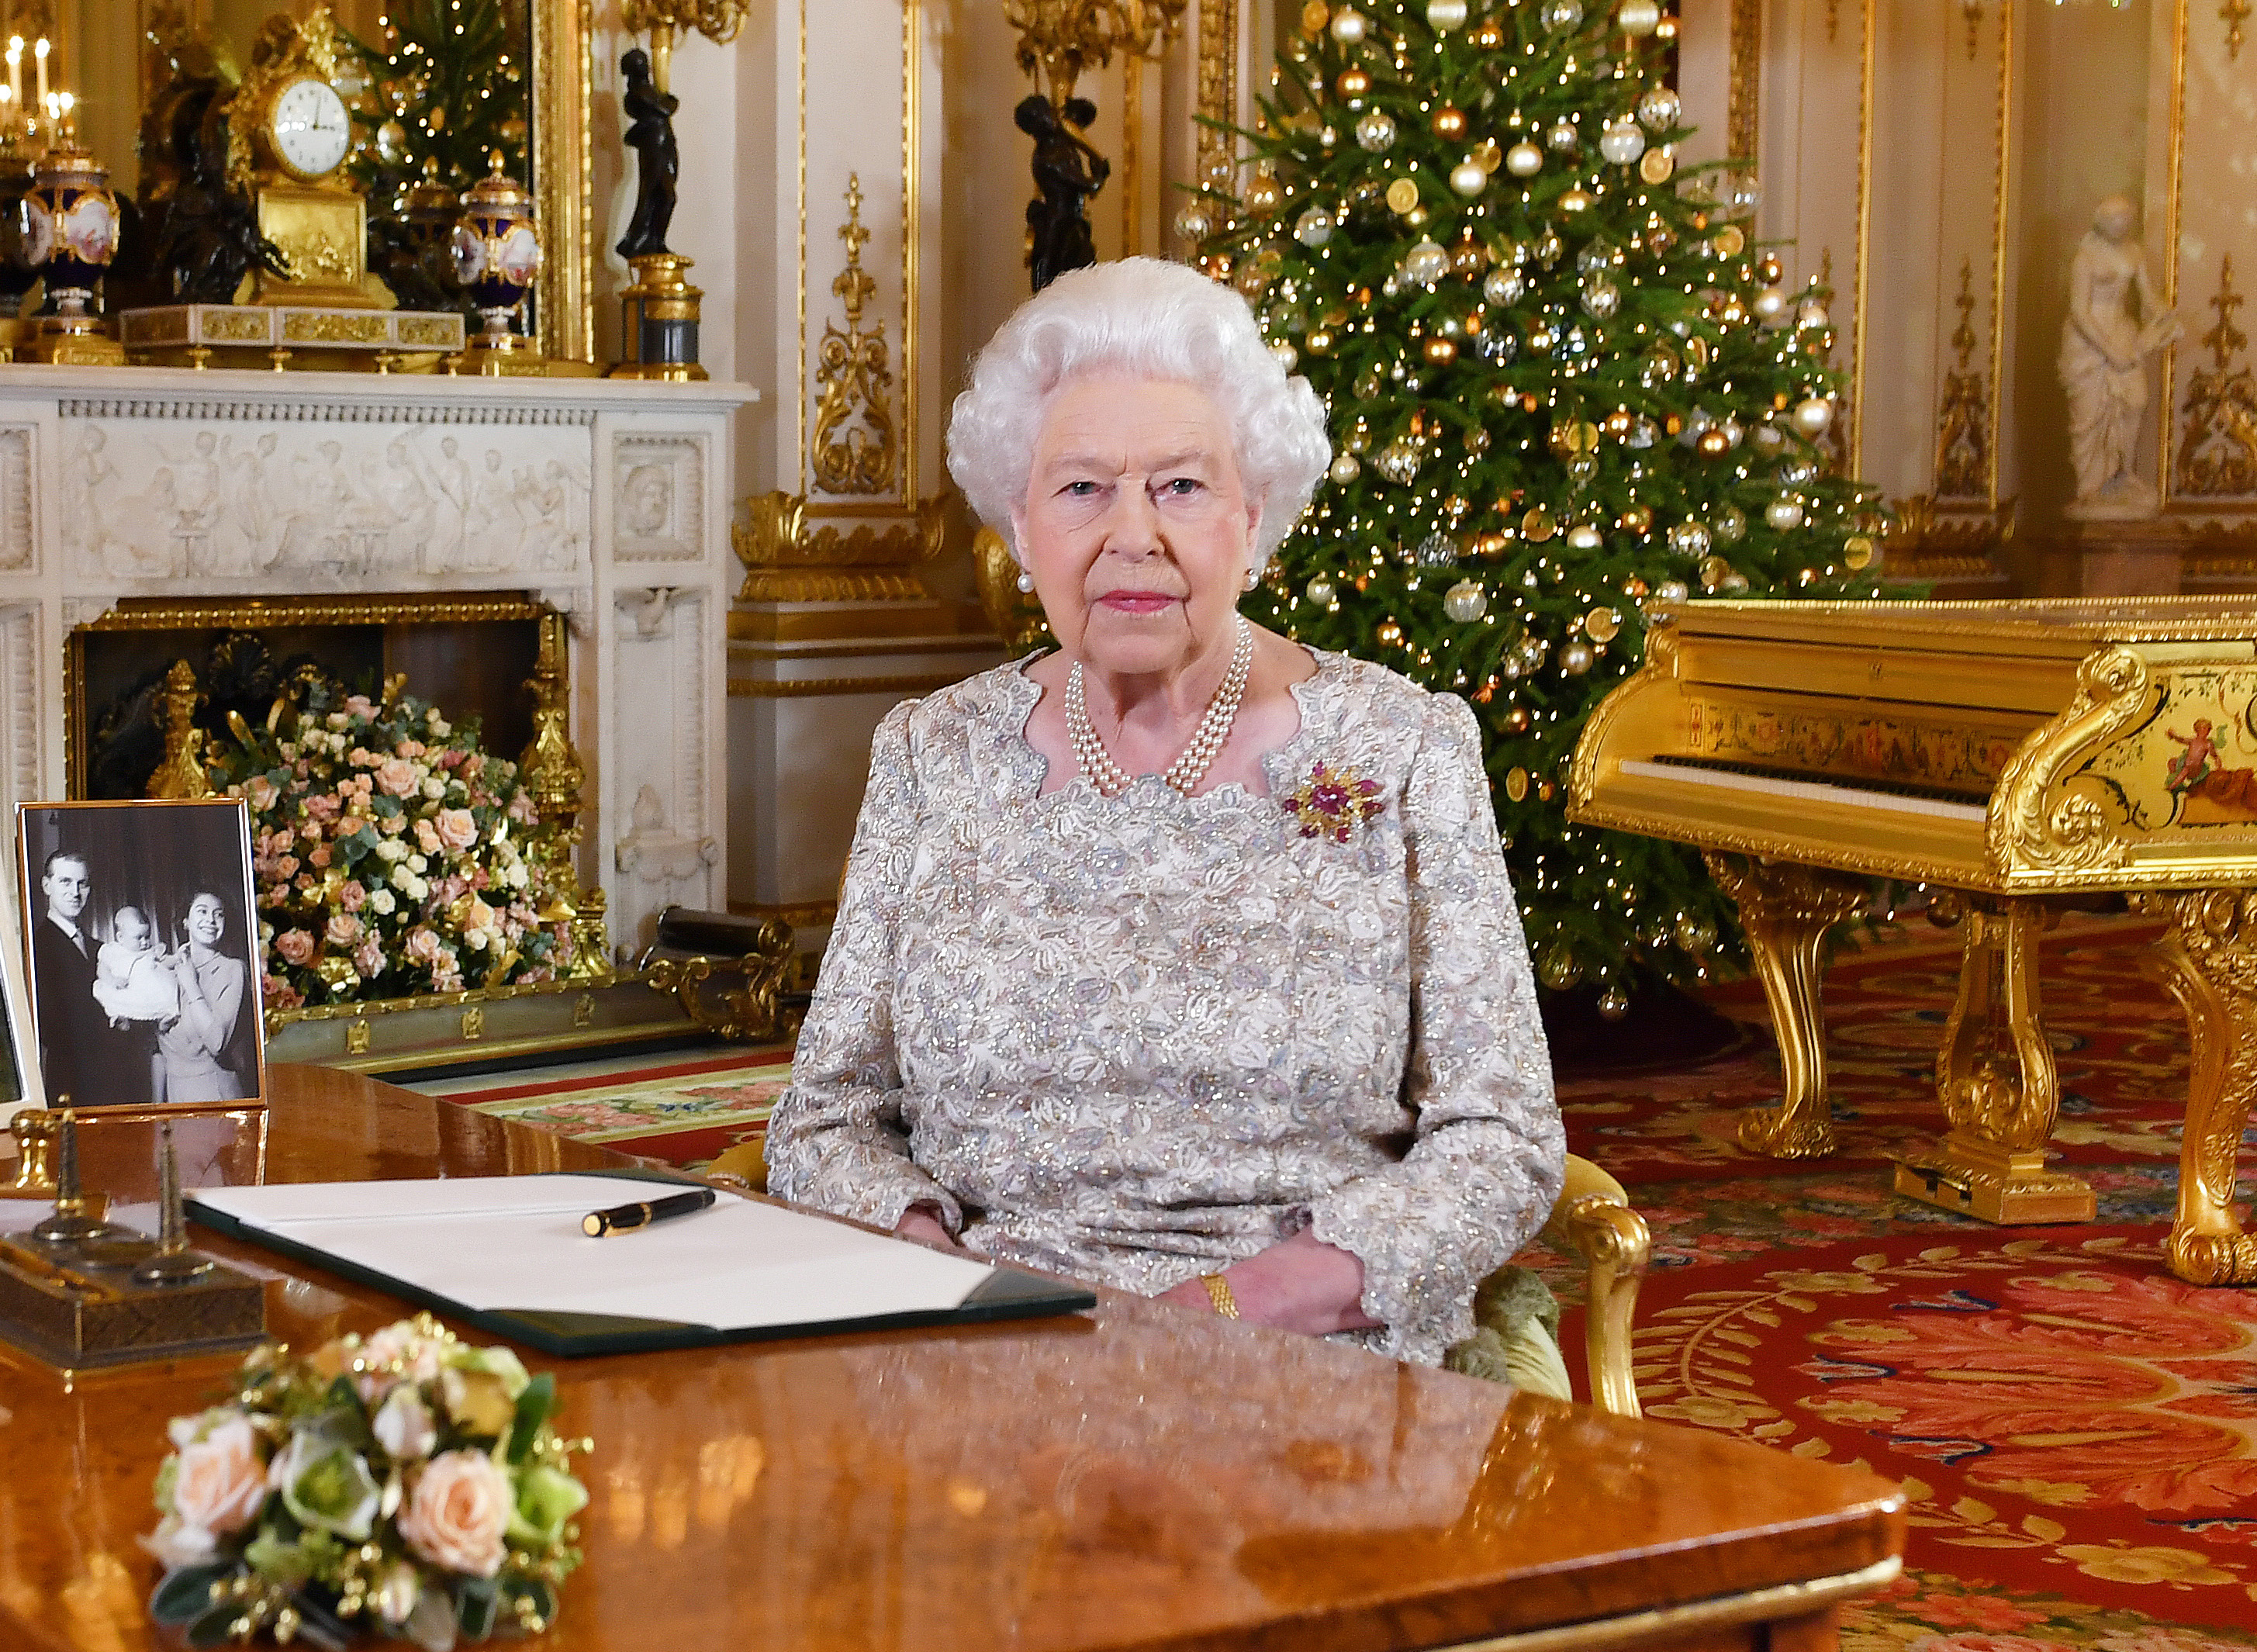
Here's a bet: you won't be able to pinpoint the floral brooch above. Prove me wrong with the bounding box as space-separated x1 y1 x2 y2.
1283 760 1385 843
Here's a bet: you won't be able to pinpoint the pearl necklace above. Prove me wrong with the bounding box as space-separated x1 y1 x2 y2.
1066 617 1253 798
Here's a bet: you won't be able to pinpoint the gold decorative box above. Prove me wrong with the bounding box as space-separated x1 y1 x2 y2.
117 303 467 369
0 1233 265 1374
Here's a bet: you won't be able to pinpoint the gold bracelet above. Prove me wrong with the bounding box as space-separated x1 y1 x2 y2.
1199 1272 1239 1319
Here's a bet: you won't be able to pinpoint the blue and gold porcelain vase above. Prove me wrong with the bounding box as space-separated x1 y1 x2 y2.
451 152 543 372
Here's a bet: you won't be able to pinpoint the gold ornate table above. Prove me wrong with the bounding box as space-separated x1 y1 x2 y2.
0 1066 1905 1652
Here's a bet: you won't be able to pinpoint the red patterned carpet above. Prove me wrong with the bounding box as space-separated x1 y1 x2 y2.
1550 914 2257 1651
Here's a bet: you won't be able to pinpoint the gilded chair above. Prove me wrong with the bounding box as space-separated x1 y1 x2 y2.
704 1138 1650 1419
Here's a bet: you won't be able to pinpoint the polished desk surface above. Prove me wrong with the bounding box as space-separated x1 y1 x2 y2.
1 1067 1906 1652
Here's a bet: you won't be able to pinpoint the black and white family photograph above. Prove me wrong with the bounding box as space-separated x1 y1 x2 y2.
18 800 264 1113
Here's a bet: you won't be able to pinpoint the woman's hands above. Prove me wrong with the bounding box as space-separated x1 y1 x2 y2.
1154 1227 1384 1337
893 1203 969 1254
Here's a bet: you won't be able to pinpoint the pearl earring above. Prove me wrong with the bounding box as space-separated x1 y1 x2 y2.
1243 567 1260 591
1016 571 1035 593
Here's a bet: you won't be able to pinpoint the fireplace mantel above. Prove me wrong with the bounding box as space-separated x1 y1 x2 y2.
0 363 755 956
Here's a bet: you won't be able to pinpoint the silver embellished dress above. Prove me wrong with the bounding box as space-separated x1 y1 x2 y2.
766 649 1564 1366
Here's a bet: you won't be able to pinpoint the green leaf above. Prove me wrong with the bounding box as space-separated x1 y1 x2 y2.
457 1577 501 1640
506 1372 555 1464
150 1562 236 1625
186 1601 243 1648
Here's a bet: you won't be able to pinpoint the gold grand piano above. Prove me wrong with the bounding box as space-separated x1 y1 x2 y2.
1568 596 2257 1289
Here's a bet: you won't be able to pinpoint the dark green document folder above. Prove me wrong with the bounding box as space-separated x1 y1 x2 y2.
189 1167 1096 1358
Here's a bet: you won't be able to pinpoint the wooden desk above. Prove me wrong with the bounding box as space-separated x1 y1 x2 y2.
1 1067 1906 1652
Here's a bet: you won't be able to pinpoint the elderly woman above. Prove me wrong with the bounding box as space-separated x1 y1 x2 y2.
766 258 1562 1365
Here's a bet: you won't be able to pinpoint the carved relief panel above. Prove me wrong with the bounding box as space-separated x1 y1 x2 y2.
613 434 707 563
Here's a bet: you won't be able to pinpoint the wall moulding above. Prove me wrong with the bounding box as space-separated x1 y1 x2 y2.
1886 494 2017 585
731 489 948 602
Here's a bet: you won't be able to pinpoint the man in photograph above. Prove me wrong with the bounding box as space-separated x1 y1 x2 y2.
30 848 145 1108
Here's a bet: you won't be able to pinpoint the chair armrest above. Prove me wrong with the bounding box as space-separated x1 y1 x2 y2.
1542 1153 1651 1419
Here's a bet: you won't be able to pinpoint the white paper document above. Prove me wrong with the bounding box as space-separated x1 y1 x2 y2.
189 1175 998 1332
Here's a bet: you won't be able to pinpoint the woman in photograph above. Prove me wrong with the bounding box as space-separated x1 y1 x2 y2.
155 890 249 1104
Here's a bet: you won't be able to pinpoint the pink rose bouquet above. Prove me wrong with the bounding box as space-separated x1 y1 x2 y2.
208 682 571 1010
145 1315 587 1649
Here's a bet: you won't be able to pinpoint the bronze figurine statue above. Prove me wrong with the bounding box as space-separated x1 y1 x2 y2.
617 47 680 260
1017 94 1108 294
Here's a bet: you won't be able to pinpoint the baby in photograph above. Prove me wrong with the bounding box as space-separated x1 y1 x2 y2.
93 906 181 1028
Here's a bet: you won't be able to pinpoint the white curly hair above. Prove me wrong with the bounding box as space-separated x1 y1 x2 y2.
946 257 1332 572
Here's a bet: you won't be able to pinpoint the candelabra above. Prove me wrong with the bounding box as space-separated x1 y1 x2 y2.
619 0 750 94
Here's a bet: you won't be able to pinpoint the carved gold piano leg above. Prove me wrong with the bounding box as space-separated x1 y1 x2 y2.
1895 897 2095 1225
1704 852 1868 1160
2138 890 2257 1287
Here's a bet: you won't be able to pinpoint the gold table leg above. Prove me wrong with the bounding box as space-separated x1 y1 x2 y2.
1704 853 1868 1159
1895 897 2095 1225
2138 890 2257 1286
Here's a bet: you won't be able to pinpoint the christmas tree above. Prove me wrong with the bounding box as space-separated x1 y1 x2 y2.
344 0 530 311
1187 0 1888 1012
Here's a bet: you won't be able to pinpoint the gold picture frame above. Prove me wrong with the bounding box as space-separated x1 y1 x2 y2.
531 0 596 365
17 800 268 1120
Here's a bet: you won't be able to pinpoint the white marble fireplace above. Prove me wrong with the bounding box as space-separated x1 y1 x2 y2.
0 363 754 956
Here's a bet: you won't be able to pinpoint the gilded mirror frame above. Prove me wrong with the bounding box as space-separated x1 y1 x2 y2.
531 0 595 364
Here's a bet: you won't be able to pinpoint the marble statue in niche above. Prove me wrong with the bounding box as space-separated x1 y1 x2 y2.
2059 195 2181 519
60 422 593 583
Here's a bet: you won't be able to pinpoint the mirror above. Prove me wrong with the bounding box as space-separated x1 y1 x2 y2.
37 0 588 361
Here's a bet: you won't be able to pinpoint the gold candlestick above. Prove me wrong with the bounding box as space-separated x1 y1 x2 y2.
133 1124 215 1284
29 1111 118 1245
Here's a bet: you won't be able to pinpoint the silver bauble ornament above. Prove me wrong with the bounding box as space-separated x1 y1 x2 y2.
377 119 408 161
1294 205 1335 247
1413 532 1457 567
1443 579 1488 621
1792 396 1835 437
1775 454 1818 487
1581 278 1620 319
1559 639 1595 675
1505 140 1544 177
1483 268 1526 306
1667 520 1713 558
1450 161 1488 197
1655 579 1690 603
1403 237 1450 285
1751 421 1788 455
1540 0 1585 33
1305 575 1338 606
1796 299 1830 330
1637 86 1682 130
1329 6 1368 43
1328 452 1362 485
1752 285 1789 325
1426 0 1470 27
1765 495 1806 531
1713 503 1747 543
1374 439 1422 485
1597 118 1647 164
1354 109 1397 151
1547 118 1581 153
1674 915 1718 954
1267 340 1298 372
1616 0 1662 34
1566 524 1603 551
1597 984 1631 1020
1173 202 1215 242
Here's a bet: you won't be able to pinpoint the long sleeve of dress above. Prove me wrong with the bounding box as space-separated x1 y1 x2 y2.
1306 693 1566 1366
766 702 967 1234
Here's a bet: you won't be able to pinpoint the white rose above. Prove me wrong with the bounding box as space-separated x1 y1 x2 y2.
423 779 446 800
407 854 428 874
373 1385 438 1462
374 1561 421 1626
375 838 406 863
506 862 529 890
368 886 397 915
391 864 420 894
141 1514 219 1571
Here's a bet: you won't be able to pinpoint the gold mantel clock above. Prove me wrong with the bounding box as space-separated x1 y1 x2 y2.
226 10 383 309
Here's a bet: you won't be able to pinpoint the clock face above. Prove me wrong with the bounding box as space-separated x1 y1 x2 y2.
270 78 351 179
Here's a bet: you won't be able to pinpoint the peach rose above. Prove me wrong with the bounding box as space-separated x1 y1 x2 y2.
325 913 361 947
340 881 368 912
170 1412 268 1536
414 817 442 853
398 1450 513 1578
275 929 316 965
404 928 444 965
375 759 420 798
245 776 278 812
434 808 479 852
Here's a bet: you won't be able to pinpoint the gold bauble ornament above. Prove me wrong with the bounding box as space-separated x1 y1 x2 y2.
1638 146 1675 184
1244 169 1284 216
1844 534 1876 571
1337 67 1371 98
1473 137 1502 174
1538 944 1584 992
1471 18 1505 48
1522 507 1557 541
1473 528 1509 558
1385 176 1422 216
1301 0 1331 33
1698 555 1732 590
1585 606 1622 644
1377 619 1405 647
1695 427 1730 458
1433 104 1469 140
1424 337 1458 365
1450 235 1488 277
1714 224 1746 257
1504 706 1533 734
1505 766 1530 802
1619 504 1653 533
1559 187 1595 213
